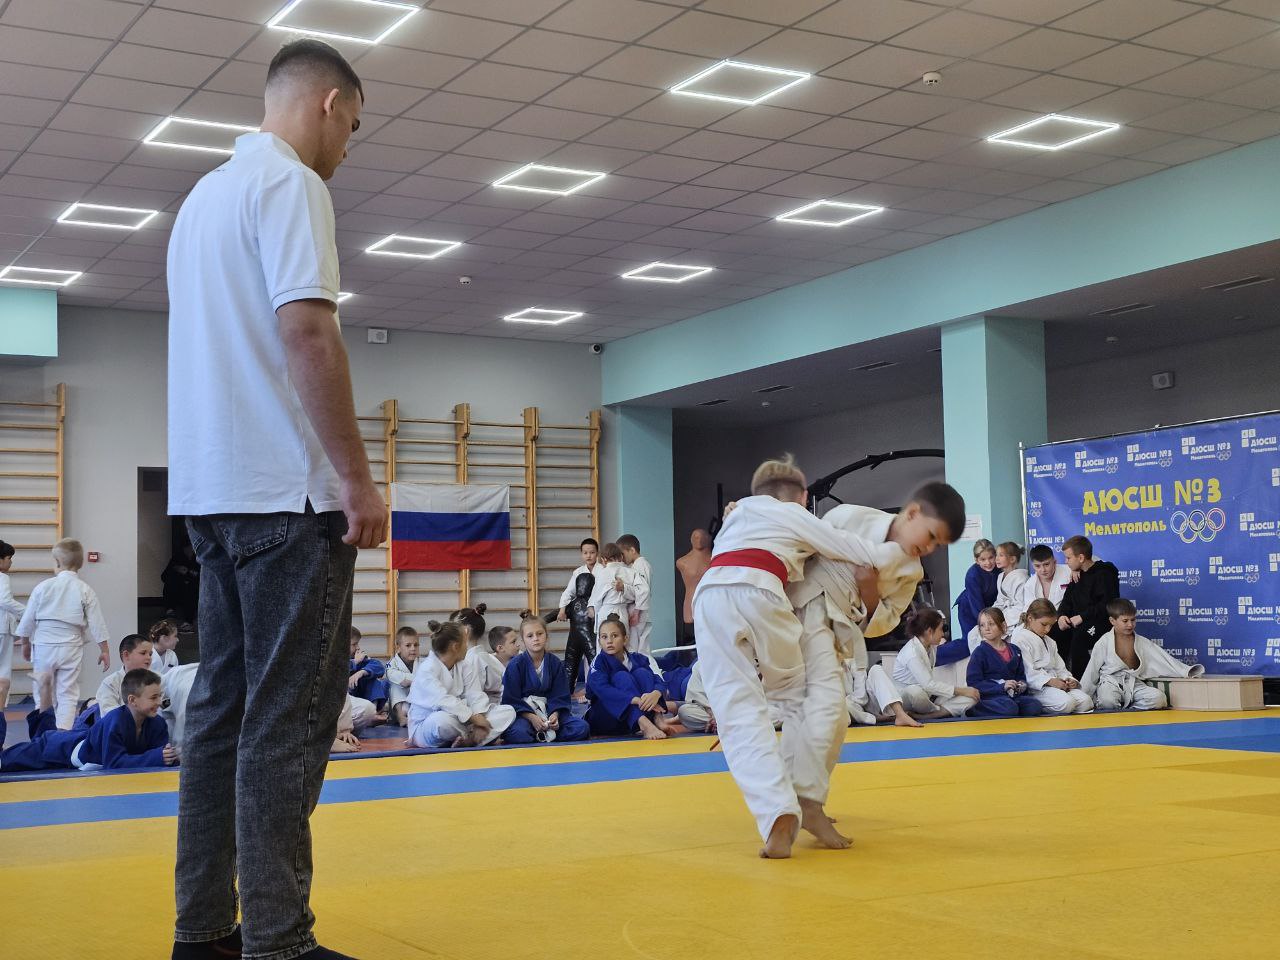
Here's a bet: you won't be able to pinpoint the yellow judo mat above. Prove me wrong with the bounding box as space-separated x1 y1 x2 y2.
3 709 1279 960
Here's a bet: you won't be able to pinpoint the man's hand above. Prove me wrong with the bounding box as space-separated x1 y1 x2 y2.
341 477 387 549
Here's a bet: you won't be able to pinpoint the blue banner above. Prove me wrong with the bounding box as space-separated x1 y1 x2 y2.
1024 412 1280 676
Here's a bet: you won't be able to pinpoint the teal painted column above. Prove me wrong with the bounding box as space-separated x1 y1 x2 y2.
941 316 1047 606
612 405 676 649
0 288 57 358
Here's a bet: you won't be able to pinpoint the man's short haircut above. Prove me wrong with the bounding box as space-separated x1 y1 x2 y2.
122 668 161 701
579 537 599 550
1107 597 1137 619
52 538 84 570
0 539 14 560
1063 534 1093 559
1029 544 1055 563
751 455 806 500
908 482 965 543
617 534 640 552
267 38 363 101
119 634 146 657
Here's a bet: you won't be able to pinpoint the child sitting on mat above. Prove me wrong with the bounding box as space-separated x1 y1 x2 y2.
502 611 589 744
586 615 679 740
149 617 181 676
348 626 389 711
408 620 515 749
386 626 419 727
966 607 1043 719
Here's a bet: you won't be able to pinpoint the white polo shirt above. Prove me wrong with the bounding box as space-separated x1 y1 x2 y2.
167 132 342 516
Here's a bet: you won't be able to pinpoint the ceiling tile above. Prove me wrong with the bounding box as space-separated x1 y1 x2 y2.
690 163 793 190
1210 73 1280 109
1218 0 1280 19
383 175 482 202
1136 100 1256 136
920 101 1041 137
980 29 1115 71
962 0 1096 25
343 142 440 174
988 73 1117 112
765 171 869 199
539 142 648 173
737 141 847 171
405 92 521 129
648 183 744 209
738 30 870 75
789 116 904 150
1070 86 1185 123
1214 31 1280 70
1204 111 1280 143
388 10 523 59
808 150 918 179
355 46 472 88
762 75 887 115
918 60 1038 100
697 0 834 26
613 153 722 182
151 0 280 19
0 24 111 70
665 130 773 163
452 129 565 163
634 11 777 58
26 128 137 163
537 0 684 43
538 77 659 115
96 42 224 86
1 0 139 39
201 59 268 98
1130 137 1235 166
582 118 688 150
862 127 974 161
496 105 611 141
1057 43 1193 86
584 44 706 88
823 44 954 88
364 118 479 153
710 105 829 140
175 90 265 126
426 0 568 26
1068 156 1167 185
52 102 162 140
1135 8 1278 56
888 11 1031 57
488 29 623 73
123 8 258 56
797 0 946 42
0 94 61 128
847 90 965 126
1054 1 1204 39
1136 58 1267 97
72 74 191 117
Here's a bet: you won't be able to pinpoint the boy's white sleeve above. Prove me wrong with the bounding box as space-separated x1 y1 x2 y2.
785 503 883 567
863 573 916 639
558 569 578 609
1079 635 1108 697
619 566 637 604
15 581 42 638
632 562 651 613
82 584 111 648
0 574 25 622
386 657 413 688
588 574 607 611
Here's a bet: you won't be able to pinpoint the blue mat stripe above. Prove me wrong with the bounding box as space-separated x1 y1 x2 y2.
3 717 1279 831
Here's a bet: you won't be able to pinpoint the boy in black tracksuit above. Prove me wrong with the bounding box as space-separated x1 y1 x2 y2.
1056 534 1120 679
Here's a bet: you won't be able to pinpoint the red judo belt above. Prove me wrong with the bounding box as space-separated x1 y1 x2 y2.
708 548 787 585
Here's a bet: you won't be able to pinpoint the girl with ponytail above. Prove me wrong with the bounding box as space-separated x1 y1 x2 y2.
405 619 516 749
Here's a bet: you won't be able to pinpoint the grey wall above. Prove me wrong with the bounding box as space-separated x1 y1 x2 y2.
2 306 605 696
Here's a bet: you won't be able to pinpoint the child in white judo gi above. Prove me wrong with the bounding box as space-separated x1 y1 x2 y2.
864 607 978 723
693 456 901 858
617 534 652 655
16 538 110 729
1010 599 1093 715
93 633 155 715
408 621 515 748
588 542 635 629
148 618 181 676
387 626 419 727
1081 598 1203 710
0 539 25 709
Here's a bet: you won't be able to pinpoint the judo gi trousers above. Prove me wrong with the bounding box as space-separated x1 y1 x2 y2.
32 642 82 730
410 705 516 748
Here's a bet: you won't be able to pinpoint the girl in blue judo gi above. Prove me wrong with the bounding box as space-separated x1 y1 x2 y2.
953 539 999 641
501 611 590 744
966 607 1043 719
586 614 680 739
0 667 177 771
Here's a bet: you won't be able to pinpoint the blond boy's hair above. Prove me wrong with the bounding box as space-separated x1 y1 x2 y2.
52 538 84 570
751 455 806 500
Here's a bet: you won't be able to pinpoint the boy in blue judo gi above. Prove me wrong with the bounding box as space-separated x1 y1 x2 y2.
0 667 177 771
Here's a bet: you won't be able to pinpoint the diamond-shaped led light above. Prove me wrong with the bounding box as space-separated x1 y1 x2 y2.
503 308 583 325
776 200 884 227
267 0 419 45
365 235 461 259
670 60 810 106
143 117 258 155
620 262 714 284
492 163 607 196
57 202 159 231
986 114 1120 150
0 266 82 288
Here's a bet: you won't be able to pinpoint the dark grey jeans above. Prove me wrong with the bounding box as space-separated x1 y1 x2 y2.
174 509 356 960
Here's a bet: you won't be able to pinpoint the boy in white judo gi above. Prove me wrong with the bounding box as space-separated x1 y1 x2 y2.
0 539 25 709
788 482 967 817
693 456 899 858
16 538 110 729
617 534 652 655
588 542 635 629
1081 598 1203 710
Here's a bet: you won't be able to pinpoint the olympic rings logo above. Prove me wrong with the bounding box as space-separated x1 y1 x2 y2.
1170 508 1227 544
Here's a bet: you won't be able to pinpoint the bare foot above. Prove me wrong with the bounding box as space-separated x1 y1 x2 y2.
760 814 799 859
799 799 852 849
894 712 924 728
638 716 667 740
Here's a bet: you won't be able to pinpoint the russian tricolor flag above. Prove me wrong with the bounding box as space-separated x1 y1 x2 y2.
390 483 512 571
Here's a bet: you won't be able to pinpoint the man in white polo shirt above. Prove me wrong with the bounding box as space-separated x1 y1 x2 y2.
166 39 385 960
